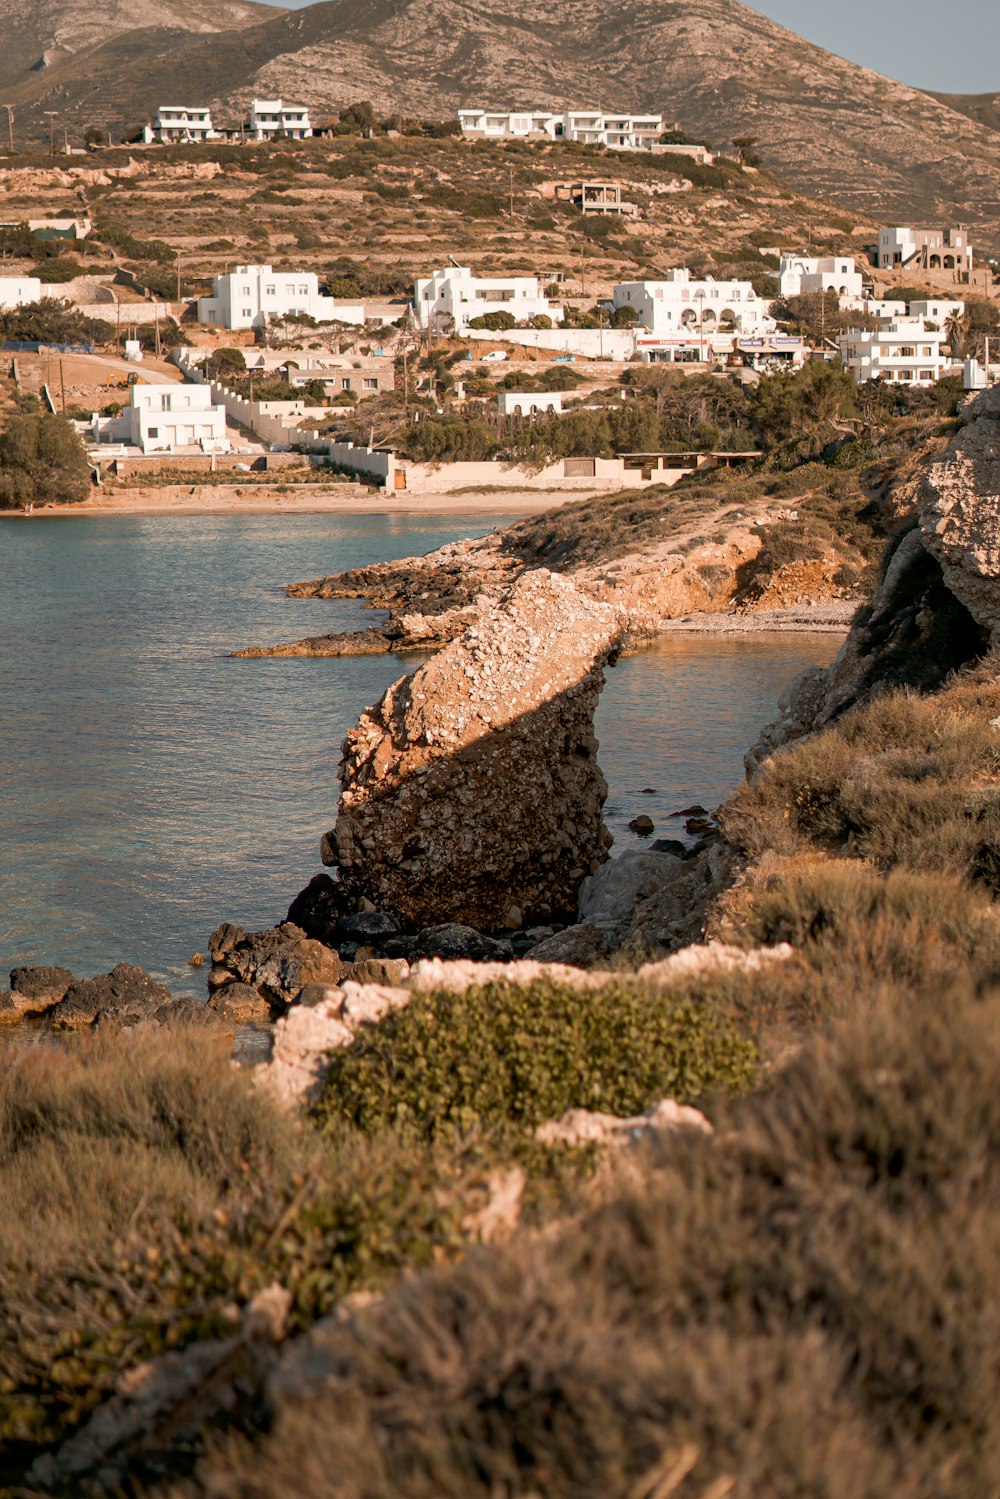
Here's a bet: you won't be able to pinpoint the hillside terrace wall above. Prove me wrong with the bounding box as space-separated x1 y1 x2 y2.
397 456 690 493
462 326 639 360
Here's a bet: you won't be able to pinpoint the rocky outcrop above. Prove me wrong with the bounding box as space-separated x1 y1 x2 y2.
745 397 1000 773
921 387 1000 643
326 571 622 930
3 964 74 1019
47 963 201 1030
535 1098 713 1148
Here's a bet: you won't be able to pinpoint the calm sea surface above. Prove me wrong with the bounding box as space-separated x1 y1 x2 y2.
0 514 839 994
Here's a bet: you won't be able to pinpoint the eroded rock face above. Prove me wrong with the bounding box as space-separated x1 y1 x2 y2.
48 963 177 1030
921 387 1000 642
327 571 622 930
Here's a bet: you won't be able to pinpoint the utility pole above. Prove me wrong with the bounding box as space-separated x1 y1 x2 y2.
44 112 57 155
509 166 514 220
4 106 13 154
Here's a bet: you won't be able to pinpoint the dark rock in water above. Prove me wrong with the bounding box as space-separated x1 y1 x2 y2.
207 922 245 963
207 984 273 1024
685 817 714 836
629 814 655 836
639 787 657 794
671 804 707 818
49 963 175 1030
259 939 343 1004
225 925 304 985
524 922 609 968
286 875 346 946
8 964 74 1015
651 838 688 858
335 911 401 942
410 924 515 962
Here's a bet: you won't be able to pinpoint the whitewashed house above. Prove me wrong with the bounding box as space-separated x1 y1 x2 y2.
613 271 775 338
0 276 44 308
457 109 663 149
413 266 562 331
92 384 229 454
142 107 218 144
498 390 564 417
909 299 965 325
197 265 363 330
249 101 312 141
776 255 864 301
876 226 974 278
837 318 948 385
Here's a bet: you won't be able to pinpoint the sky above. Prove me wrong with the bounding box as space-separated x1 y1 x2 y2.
274 0 998 94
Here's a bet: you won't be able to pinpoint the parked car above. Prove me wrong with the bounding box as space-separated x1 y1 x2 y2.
481 350 508 363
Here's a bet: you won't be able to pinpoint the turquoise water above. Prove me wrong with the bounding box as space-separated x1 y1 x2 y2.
0 514 839 994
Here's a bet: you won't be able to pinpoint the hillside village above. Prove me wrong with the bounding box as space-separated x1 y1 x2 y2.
0 100 995 507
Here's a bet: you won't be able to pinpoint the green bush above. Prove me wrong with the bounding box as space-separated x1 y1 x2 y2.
467 309 516 330
0 410 90 509
314 978 757 1139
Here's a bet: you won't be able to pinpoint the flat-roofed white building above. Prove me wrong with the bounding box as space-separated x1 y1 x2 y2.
92 383 229 454
0 276 44 308
143 107 218 144
909 298 965 325
776 255 865 300
613 270 775 337
414 266 562 331
498 390 564 416
458 108 663 149
198 265 363 330
249 100 312 141
837 318 948 385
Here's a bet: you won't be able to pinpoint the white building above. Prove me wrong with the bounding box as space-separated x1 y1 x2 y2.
612 270 775 337
249 100 312 141
498 390 565 416
142 107 218 145
197 265 363 330
776 255 865 301
92 383 229 454
837 318 948 385
414 266 562 331
457 108 663 149
876 226 974 277
909 299 965 326
0 276 44 308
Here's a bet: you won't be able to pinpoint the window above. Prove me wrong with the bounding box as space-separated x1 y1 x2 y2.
363 377 378 390
341 378 351 390
266 285 275 296
148 426 159 438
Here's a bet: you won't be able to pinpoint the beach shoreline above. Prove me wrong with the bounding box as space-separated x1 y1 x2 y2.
0 483 579 519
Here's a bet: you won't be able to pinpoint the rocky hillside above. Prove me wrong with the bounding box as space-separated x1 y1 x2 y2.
927 89 1000 136
0 0 279 94
5 0 1000 243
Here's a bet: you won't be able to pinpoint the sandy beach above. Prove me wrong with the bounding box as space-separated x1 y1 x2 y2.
0 482 578 518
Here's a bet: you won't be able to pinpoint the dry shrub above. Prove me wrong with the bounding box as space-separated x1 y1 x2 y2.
720 678 1000 880
179 985 1000 1499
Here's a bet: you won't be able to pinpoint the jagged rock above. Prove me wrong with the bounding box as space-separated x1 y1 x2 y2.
48 963 175 1030
335 911 400 942
621 845 734 957
206 984 273 1024
578 849 686 945
326 571 621 930
410 924 515 963
524 922 610 967
7 964 74 1016
921 386 1000 641
207 922 244 963
285 874 346 945
339 957 410 988
256 939 343 1004
650 838 687 857
536 1098 713 1149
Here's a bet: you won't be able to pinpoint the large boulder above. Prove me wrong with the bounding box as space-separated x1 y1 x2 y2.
326 571 622 930
577 849 686 945
7 964 74 1017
